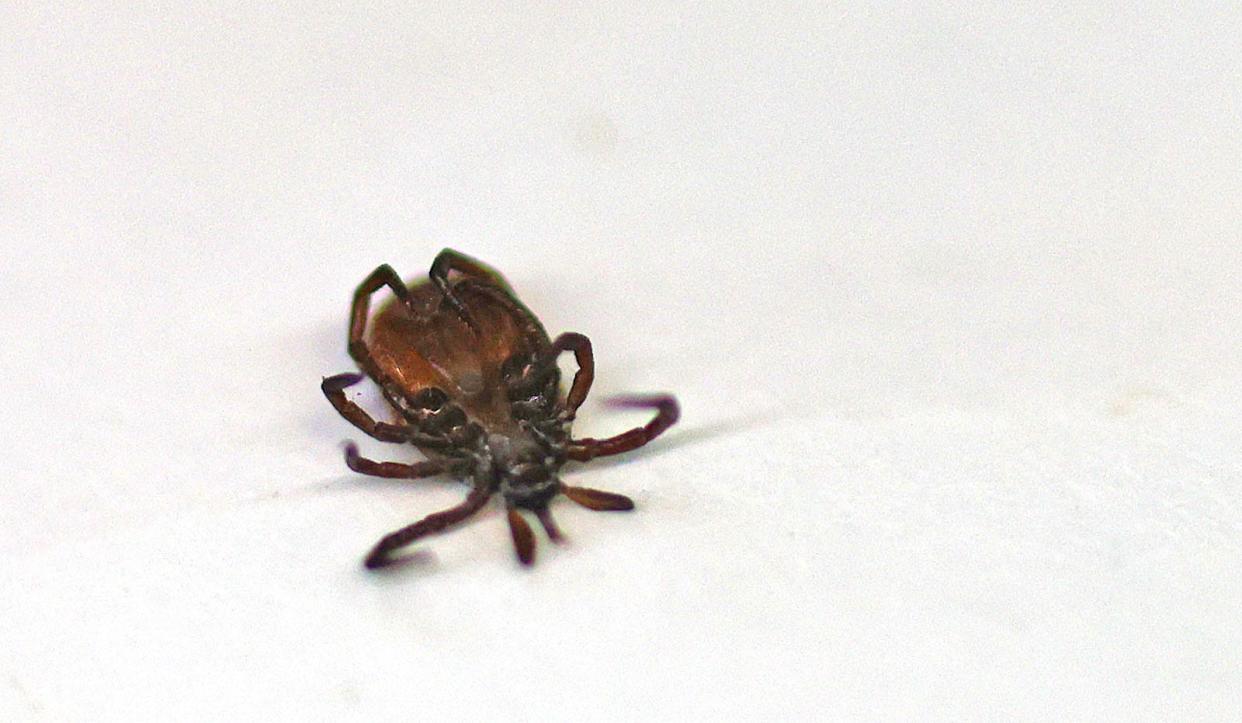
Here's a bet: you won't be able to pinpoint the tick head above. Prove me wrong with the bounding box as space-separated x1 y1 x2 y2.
486 433 561 508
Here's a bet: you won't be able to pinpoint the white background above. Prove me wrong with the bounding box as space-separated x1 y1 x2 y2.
3 3 1240 720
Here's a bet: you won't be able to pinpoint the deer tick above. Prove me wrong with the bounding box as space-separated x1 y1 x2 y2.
322 249 679 568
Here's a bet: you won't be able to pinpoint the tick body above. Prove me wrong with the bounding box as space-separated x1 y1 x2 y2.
322 249 679 569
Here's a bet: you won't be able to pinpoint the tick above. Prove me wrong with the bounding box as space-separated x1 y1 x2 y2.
322 249 679 568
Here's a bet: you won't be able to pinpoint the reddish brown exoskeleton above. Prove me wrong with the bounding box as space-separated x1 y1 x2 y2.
322 249 679 569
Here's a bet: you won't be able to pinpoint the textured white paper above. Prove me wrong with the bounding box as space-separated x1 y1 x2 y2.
3 3 1240 719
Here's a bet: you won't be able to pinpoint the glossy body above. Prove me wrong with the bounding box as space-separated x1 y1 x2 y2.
321 249 679 568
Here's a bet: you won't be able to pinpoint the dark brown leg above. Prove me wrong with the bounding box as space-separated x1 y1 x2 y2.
322 374 452 450
562 486 635 511
349 264 412 366
429 248 514 293
507 508 536 565
534 507 563 541
567 395 680 461
548 332 594 417
322 373 412 443
429 249 514 332
338 267 456 438
343 442 446 479
365 487 493 569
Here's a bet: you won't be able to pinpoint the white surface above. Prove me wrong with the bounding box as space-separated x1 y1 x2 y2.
3 3 1241 720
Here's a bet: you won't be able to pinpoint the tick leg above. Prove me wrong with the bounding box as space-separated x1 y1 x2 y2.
322 373 412 443
428 248 514 333
349 264 412 367
429 247 514 293
507 507 537 565
562 486 635 511
343 442 446 479
365 487 492 569
547 332 594 418
336 267 451 441
566 394 680 461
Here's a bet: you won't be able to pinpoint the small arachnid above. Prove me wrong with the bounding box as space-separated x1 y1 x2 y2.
322 249 679 569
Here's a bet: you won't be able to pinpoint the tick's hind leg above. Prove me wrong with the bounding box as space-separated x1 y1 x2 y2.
567 395 680 461
365 487 493 569
429 248 514 332
429 248 514 294
547 332 594 418
322 373 412 443
348 265 412 369
322 374 452 449
343 442 447 479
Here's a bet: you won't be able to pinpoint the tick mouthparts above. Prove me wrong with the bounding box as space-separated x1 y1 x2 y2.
534 507 563 542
